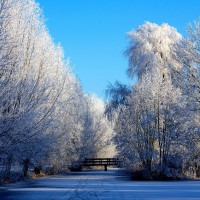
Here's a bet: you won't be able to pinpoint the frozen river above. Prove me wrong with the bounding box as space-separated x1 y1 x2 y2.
1 169 200 199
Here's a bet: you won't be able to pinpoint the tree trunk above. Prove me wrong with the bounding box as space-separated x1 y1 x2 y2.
23 158 29 177
4 156 12 180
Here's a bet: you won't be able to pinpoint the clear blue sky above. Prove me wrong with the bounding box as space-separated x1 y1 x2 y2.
37 0 200 99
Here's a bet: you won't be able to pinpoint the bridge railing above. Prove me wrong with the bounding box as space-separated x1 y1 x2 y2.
83 158 120 165
82 158 121 171
69 158 121 171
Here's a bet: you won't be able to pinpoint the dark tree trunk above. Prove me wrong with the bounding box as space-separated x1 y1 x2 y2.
23 158 30 177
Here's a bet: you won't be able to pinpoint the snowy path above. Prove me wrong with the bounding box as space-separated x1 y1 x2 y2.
1 169 200 200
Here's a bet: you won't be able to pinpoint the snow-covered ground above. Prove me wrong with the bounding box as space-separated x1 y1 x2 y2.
0 168 200 200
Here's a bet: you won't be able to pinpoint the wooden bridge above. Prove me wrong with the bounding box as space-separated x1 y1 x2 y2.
70 158 121 171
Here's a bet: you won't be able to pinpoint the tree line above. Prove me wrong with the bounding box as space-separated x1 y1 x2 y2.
0 0 115 183
106 22 200 180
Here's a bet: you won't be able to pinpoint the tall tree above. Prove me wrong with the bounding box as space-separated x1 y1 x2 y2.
0 0 87 181
125 22 182 80
106 21 198 179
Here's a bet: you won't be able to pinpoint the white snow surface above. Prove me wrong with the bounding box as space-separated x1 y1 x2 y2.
0 168 200 200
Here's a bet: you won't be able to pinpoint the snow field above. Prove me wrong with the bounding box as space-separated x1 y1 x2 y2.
0 169 200 199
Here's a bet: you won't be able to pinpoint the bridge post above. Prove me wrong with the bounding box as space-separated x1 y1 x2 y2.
104 165 107 171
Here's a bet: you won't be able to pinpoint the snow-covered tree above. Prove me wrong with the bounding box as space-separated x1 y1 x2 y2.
172 20 200 177
106 21 199 179
125 22 182 80
0 0 71 180
105 81 131 121
173 21 200 110
114 71 192 179
64 94 116 167
0 0 108 182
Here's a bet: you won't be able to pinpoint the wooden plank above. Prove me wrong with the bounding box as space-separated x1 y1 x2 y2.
82 158 121 167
